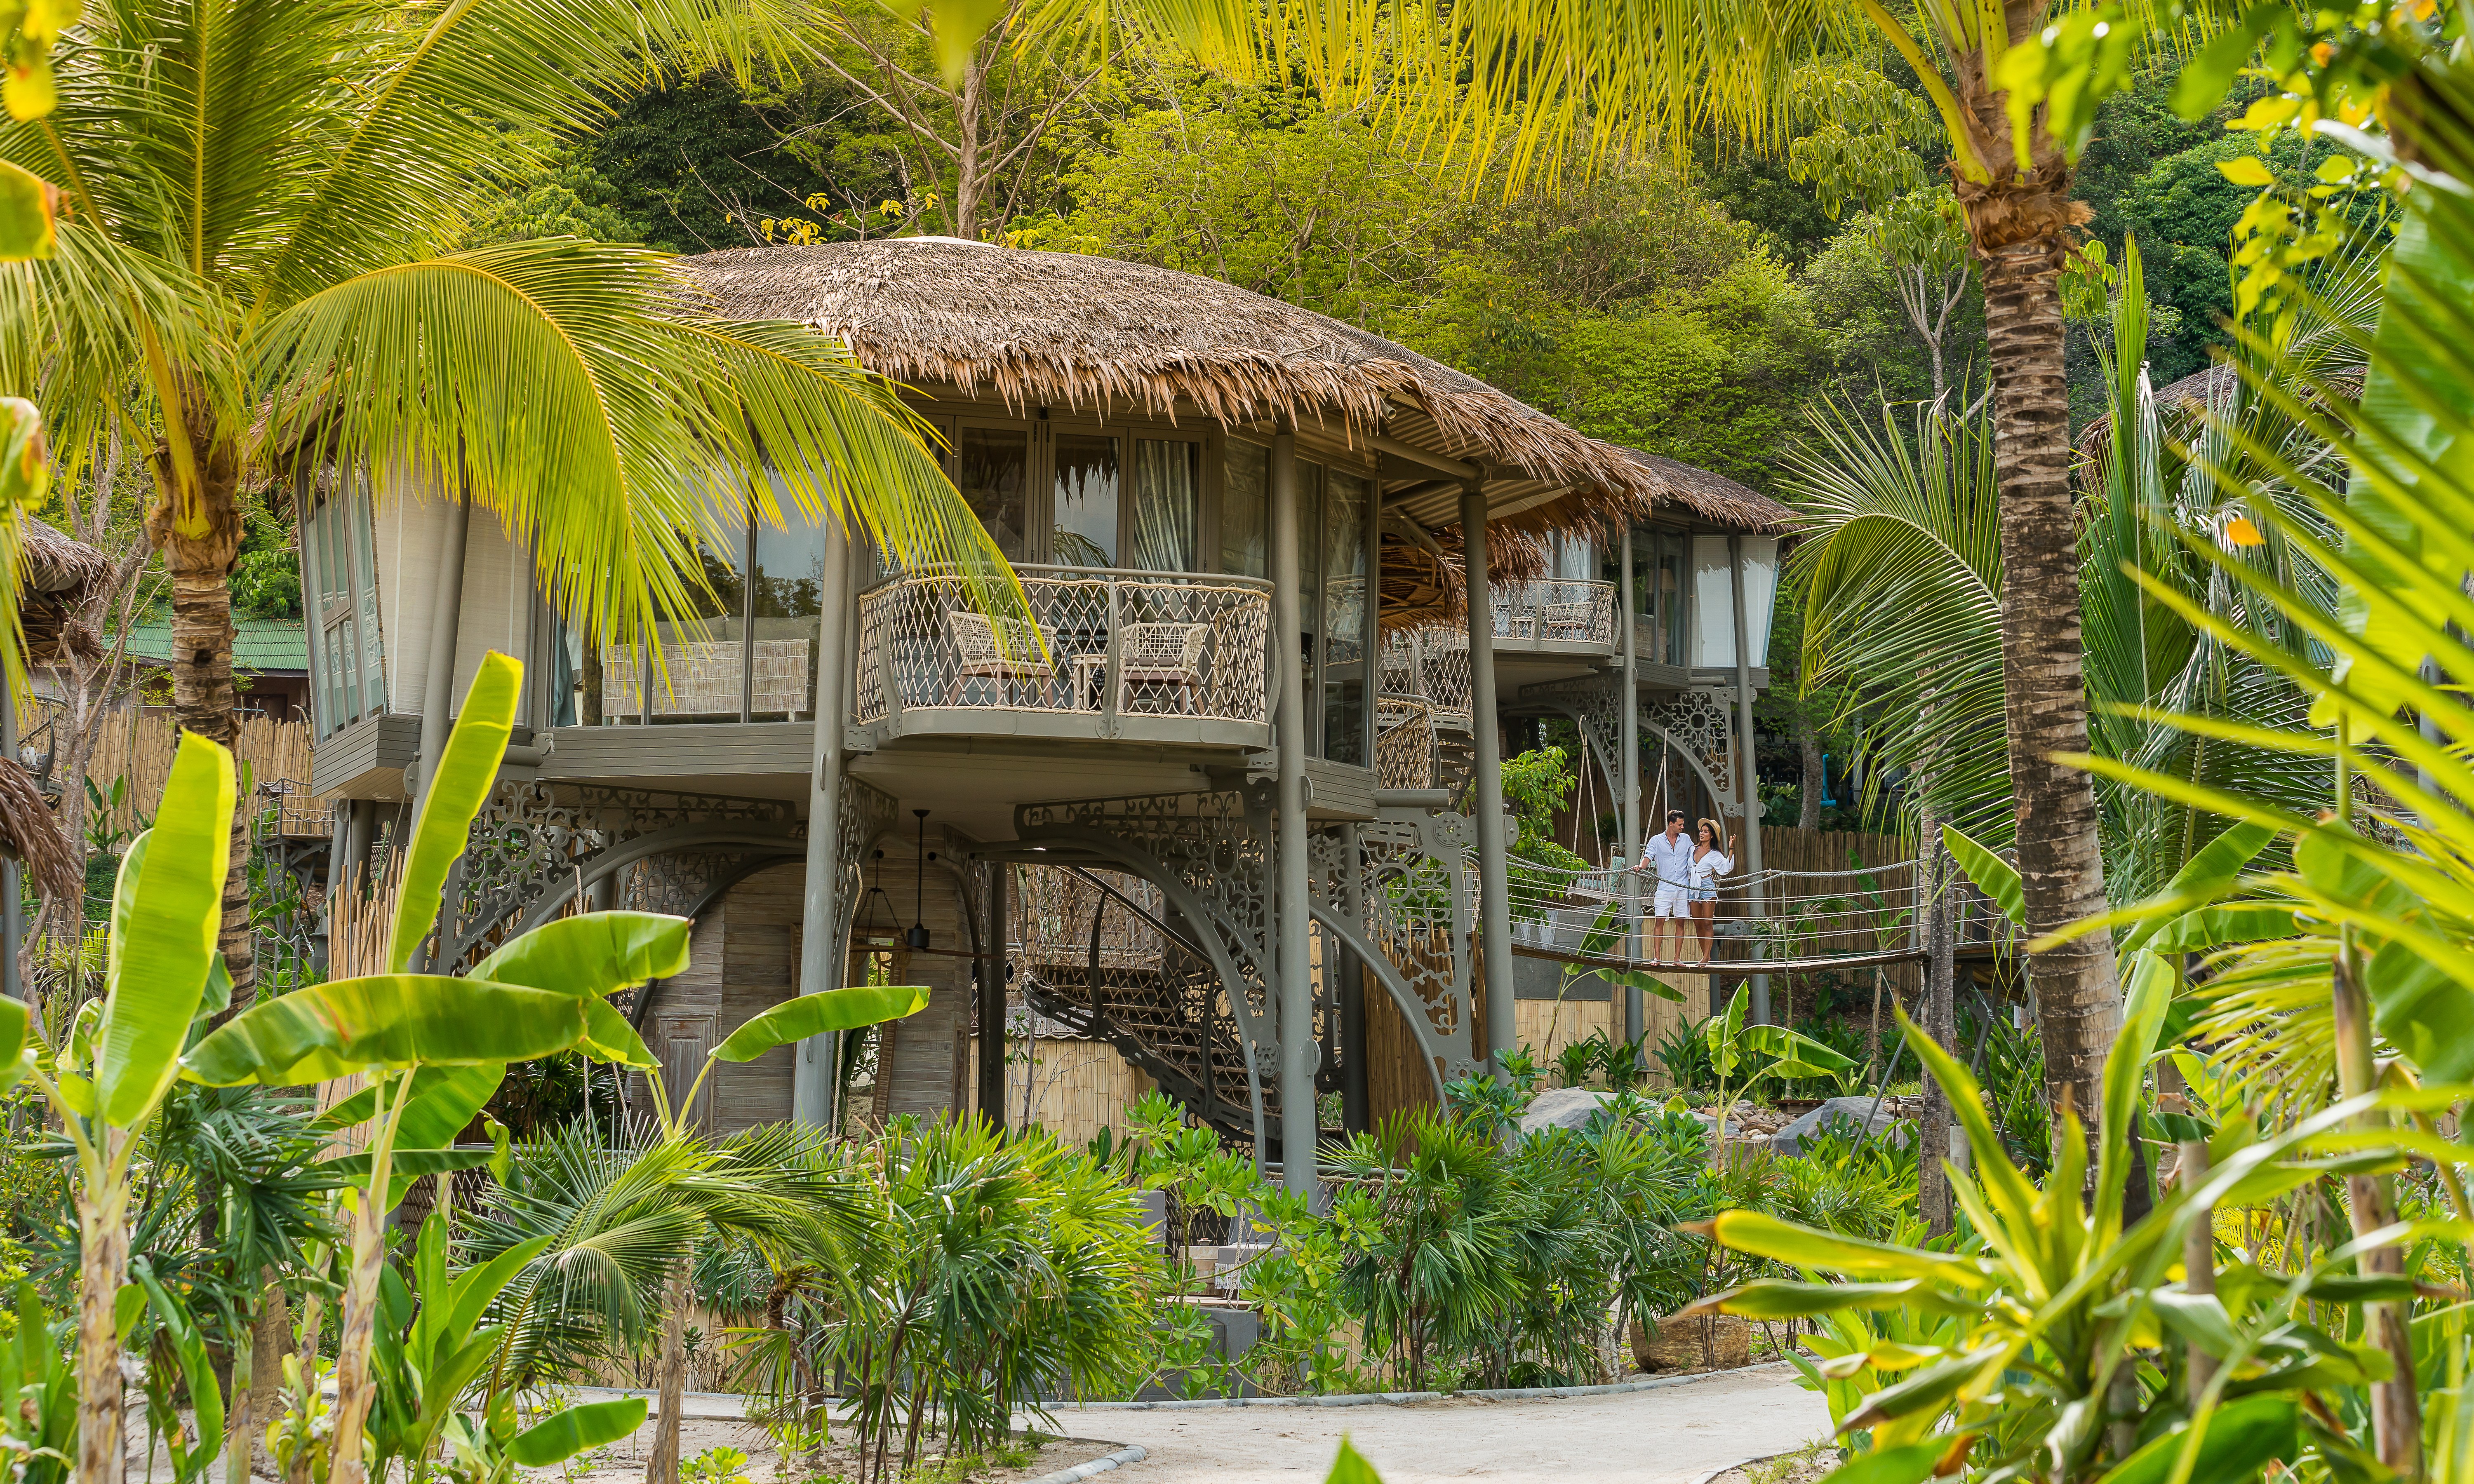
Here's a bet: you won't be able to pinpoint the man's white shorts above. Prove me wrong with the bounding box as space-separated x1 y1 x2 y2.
1652 883 1690 918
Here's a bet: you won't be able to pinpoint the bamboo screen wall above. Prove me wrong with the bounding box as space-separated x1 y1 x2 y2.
77 710 317 836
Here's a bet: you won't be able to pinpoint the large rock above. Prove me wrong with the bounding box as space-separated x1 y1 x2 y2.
1631 1313 1751 1371
1519 1089 1748 1141
1771 1096 1913 1158
1519 1087 1618 1136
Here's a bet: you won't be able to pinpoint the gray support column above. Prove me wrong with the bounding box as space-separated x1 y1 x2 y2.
408 495 473 822
978 861 1007 1131
1270 427 1316 1189
1362 458 1383 767
1728 535 1768 1024
1618 523 1642 1045
793 513 852 1131
1338 822 1369 1134
1461 483 1515 1077
409 496 471 971
335 801 371 897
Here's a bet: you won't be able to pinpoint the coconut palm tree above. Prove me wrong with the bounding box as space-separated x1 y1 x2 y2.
1787 237 2374 1122
0 0 1011 997
1109 0 2246 1110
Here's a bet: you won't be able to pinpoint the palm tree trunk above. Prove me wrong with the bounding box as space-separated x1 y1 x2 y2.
1976 234 2121 1139
75 1139 129 1484
149 405 254 1015
1794 711 1823 831
646 1258 691 1484
1917 829 1956 1237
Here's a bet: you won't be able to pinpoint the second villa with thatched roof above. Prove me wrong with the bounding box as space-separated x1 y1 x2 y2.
297 235 1788 1169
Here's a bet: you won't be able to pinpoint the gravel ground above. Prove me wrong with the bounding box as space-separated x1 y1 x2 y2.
1063 1366 1833 1484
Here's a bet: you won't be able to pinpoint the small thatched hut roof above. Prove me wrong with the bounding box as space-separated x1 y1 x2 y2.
682 237 1783 540
2075 360 2367 464
15 517 107 664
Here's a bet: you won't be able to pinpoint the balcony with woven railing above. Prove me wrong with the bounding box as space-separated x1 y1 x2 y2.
852 564 1274 749
1489 578 1620 654
1379 628 1472 728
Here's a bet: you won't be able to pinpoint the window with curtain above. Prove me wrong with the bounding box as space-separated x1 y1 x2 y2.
956 427 1030 561
1052 433 1120 568
1128 439 1200 572
1321 470 1367 763
1221 441 1268 577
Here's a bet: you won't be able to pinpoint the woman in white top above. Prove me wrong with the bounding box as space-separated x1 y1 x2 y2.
1689 817 1735 961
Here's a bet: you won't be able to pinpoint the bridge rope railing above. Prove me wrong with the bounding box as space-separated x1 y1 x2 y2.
1357 852 2017 973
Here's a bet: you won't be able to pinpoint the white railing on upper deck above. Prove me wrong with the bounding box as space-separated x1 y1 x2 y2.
853 565 1272 727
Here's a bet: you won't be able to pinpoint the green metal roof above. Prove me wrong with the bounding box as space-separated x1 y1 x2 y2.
122 612 309 673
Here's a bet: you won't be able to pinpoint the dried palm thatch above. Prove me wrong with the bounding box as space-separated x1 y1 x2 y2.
2074 361 2369 464
682 238 1791 535
14 517 108 664
0 754 80 911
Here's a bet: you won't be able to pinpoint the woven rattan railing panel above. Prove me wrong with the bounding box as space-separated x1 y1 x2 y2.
1491 579 1617 645
854 567 1271 725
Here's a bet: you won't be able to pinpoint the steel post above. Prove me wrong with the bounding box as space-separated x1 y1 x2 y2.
1270 427 1316 1189
1462 483 1516 1075
793 513 851 1130
1618 523 1641 1043
1728 534 1767 1023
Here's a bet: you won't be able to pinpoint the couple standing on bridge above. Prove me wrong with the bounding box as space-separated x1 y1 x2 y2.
1631 810 1735 963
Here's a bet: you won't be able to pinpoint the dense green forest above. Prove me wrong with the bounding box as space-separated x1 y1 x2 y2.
474 49 2273 481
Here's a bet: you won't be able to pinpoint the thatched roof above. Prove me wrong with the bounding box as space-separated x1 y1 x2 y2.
2075 360 2367 464
1620 451 1791 535
15 517 106 665
0 753 79 910
682 237 1785 537
19 517 106 596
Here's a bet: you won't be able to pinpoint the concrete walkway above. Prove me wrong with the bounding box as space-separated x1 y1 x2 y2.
1070 1367 1834 1484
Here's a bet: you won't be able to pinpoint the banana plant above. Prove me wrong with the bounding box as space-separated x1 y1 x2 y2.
362 1212 649 1484
1701 986 1854 1160
175 652 678 1484
0 723 233 1484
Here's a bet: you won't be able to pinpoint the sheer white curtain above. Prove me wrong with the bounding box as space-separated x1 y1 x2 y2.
1129 439 1200 572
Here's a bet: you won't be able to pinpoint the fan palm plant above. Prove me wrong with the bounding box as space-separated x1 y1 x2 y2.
0 0 1014 995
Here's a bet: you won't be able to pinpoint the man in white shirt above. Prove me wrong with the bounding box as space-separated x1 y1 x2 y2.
1635 810 1695 962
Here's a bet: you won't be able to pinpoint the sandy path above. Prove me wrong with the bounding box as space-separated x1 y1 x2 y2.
1063 1367 1833 1484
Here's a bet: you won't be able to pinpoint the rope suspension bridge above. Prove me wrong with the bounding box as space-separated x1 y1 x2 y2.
1489 855 2018 977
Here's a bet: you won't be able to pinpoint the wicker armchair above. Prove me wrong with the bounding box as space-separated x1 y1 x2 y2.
1116 621 1209 714
944 611 1057 705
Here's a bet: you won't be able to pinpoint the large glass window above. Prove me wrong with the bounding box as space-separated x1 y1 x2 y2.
306 483 386 739
1321 470 1368 763
956 427 1029 560
1051 433 1120 568
591 487 833 726
1221 441 1267 577
1613 527 1690 667
1129 439 1201 573
752 488 830 722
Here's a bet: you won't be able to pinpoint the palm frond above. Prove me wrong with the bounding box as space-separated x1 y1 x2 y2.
254 239 1011 653
1786 392 2011 843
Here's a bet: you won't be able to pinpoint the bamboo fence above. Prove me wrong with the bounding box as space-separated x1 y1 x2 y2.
76 709 319 837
